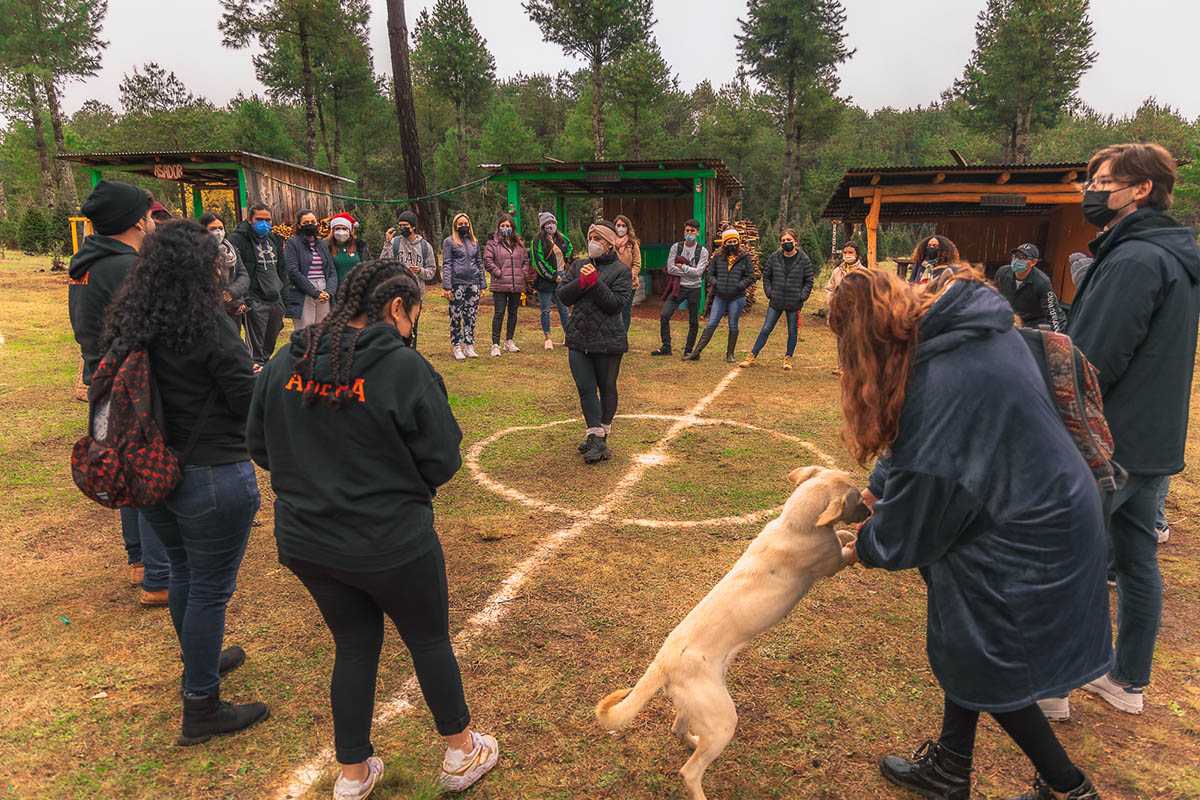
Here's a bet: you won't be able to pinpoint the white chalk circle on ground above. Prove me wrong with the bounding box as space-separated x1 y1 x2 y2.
465 413 837 529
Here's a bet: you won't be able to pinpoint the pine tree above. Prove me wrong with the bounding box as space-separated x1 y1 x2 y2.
608 39 674 159
412 0 496 185
953 0 1096 164
118 63 196 114
18 206 49 253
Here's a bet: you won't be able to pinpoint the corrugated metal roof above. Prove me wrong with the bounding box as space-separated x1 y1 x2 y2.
483 158 742 191
845 162 1087 174
57 150 353 183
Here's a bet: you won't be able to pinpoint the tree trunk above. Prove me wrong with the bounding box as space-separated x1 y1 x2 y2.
298 16 318 168
590 54 605 159
776 75 796 231
1013 96 1032 165
632 104 640 160
316 98 333 168
24 75 55 209
454 99 467 186
386 0 434 238
41 76 78 210
332 93 342 176
0 179 8 223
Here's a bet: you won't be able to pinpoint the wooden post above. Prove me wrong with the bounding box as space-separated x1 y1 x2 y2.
866 187 881 268
556 194 566 235
237 167 248 219
89 168 101 189
694 178 707 312
506 180 520 234
192 185 204 219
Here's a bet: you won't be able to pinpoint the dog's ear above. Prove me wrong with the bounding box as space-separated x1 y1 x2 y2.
816 493 845 527
788 465 823 487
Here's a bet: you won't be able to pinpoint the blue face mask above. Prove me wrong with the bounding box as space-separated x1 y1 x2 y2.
684 233 697 243
252 220 272 236
1012 258 1030 273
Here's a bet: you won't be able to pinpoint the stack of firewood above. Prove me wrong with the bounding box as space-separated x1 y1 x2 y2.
706 218 764 315
271 217 332 240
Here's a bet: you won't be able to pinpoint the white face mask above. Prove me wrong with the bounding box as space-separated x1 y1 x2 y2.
333 229 350 243
210 228 224 244
587 240 607 259
843 254 856 264
544 223 557 235
616 225 627 236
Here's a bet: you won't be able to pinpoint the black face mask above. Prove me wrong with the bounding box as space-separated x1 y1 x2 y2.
299 223 319 237
781 241 795 253
1082 189 1136 229
457 225 470 236
724 243 738 253
925 248 939 262
397 224 412 237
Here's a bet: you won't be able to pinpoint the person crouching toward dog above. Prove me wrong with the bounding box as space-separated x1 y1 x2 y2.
557 221 632 464
829 268 1112 800
248 261 499 797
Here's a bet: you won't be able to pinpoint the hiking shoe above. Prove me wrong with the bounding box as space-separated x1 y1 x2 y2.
1005 772 1101 800
1037 696 1070 722
739 353 756 368
140 589 169 607
583 435 611 464
178 691 269 746
1082 674 1143 714
490 344 501 357
505 339 520 353
463 344 479 358
333 757 384 800
1156 524 1170 544
128 563 145 586
880 739 972 800
782 356 793 371
453 346 465 361
651 346 672 356
544 338 553 350
439 731 499 792
180 646 246 692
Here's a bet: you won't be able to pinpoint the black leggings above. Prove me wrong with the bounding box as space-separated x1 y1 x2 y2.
286 541 470 764
568 349 622 429
491 291 521 344
939 695 1081 792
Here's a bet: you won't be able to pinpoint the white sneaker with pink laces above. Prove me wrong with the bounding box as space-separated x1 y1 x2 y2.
333 756 383 800
438 731 499 792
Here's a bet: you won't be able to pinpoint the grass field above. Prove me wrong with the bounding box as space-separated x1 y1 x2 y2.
1 251 1198 800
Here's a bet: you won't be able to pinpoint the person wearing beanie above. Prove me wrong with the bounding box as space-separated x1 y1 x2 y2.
557 221 632 464
68 179 170 606
530 211 573 349
683 228 756 363
150 201 172 225
385 210 437 349
326 213 372 295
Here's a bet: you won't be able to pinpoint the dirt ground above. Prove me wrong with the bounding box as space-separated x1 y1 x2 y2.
1 252 1197 800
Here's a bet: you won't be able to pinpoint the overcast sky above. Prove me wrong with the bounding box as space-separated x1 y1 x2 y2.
49 0 1200 123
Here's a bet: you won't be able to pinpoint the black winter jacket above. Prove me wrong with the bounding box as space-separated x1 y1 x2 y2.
707 248 756 300
1067 207 1200 475
68 235 137 384
993 265 1063 331
227 220 287 305
762 248 815 311
248 324 463 572
557 251 632 355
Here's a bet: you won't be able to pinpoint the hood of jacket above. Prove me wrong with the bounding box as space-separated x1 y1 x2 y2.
916 280 1014 364
1091 207 1200 284
286 321 410 384
68 234 136 280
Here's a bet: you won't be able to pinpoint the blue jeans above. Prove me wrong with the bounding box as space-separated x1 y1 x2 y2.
120 507 169 591
141 462 260 695
1155 476 1169 530
537 288 570 336
703 295 747 333
751 306 798 357
1106 474 1162 687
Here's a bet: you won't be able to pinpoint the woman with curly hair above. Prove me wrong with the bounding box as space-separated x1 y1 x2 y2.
248 260 499 797
99 220 266 746
828 268 1111 800
908 234 959 286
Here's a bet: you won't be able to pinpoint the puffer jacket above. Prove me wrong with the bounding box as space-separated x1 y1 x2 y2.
707 248 756 300
762 247 814 311
441 235 486 289
557 251 632 355
484 234 533 293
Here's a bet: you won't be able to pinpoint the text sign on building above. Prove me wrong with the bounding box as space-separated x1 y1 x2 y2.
981 194 1027 207
152 163 184 181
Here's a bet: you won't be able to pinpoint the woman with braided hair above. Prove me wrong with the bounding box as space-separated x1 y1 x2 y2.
248 260 499 798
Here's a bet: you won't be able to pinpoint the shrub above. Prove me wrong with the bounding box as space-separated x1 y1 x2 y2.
49 205 73 255
17 207 50 254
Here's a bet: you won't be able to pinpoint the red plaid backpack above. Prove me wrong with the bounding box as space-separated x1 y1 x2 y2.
71 341 215 508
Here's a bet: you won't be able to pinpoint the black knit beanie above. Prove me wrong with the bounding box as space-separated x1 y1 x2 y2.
397 210 418 227
81 180 152 235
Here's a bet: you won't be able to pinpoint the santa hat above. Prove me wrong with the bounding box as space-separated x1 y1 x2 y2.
330 213 356 230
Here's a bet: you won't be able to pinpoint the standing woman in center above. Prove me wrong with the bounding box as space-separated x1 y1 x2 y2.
613 214 642 331
483 215 532 356
442 212 486 360
740 228 814 371
683 228 756 362
284 209 337 331
558 221 632 464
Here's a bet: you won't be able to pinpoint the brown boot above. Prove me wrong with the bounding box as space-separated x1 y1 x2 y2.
129 563 145 585
140 589 169 607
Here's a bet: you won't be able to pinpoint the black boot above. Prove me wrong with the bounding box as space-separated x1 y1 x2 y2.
583 434 611 464
725 330 740 363
178 690 269 746
880 740 972 799
683 328 714 361
1006 773 1100 800
651 344 672 356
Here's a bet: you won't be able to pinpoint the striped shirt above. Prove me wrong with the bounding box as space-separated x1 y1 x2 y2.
306 241 323 282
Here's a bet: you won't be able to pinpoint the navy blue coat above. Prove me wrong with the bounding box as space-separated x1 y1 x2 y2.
283 235 338 318
857 280 1112 712
1066 208 1200 476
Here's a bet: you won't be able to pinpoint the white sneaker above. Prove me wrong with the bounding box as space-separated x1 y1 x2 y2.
439 731 499 792
1037 696 1070 721
490 344 501 357
1156 524 1170 544
464 344 479 358
544 338 553 350
505 339 520 353
1082 673 1144 714
453 345 465 361
333 756 383 800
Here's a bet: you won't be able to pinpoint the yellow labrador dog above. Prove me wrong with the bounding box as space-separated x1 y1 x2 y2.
595 466 870 800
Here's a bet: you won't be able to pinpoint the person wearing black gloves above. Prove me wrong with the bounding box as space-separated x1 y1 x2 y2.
683 228 756 362
557 221 633 464
993 243 1064 332
740 228 814 371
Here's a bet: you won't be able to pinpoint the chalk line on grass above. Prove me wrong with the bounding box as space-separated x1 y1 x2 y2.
277 367 754 798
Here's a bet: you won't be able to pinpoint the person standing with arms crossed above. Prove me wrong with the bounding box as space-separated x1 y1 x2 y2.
652 219 708 358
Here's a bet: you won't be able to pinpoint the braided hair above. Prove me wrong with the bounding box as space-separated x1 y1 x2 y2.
292 259 424 410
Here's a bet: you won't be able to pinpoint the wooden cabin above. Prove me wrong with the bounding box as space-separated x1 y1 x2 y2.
58 150 352 223
821 162 1096 302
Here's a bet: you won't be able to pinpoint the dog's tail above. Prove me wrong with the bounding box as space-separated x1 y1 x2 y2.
595 664 665 731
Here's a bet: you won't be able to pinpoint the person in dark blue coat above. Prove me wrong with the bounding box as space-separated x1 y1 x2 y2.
830 269 1112 800
283 210 337 330
1066 143 1200 718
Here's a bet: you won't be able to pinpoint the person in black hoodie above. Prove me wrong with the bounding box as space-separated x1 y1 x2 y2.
683 228 757 362
226 203 287 368
248 261 499 796
68 179 171 605
558 221 633 464
1066 143 1200 717
740 228 814 371
100 220 266 747
993 243 1064 332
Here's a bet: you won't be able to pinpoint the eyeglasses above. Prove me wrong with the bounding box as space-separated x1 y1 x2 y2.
1083 176 1129 191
